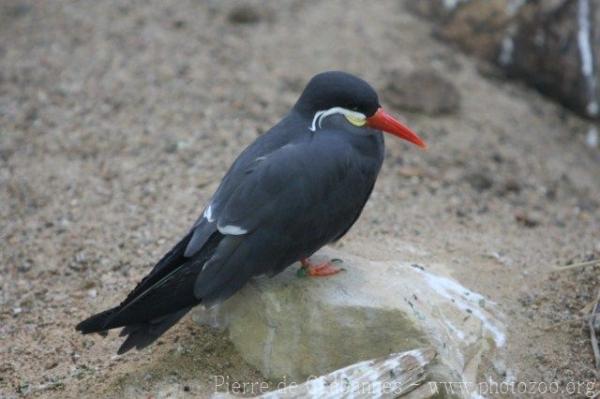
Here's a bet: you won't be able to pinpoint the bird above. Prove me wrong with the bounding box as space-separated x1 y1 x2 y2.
76 71 426 354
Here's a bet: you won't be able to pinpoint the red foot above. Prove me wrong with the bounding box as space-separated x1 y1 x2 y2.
300 258 344 277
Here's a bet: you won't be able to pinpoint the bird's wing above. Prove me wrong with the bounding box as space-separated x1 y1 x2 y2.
184 117 301 258
216 138 353 233
193 136 359 302
183 154 274 257
117 230 195 309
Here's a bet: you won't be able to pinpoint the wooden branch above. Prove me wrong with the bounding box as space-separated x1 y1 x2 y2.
552 259 600 272
213 348 436 399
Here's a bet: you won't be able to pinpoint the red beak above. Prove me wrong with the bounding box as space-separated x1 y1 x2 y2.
366 108 427 149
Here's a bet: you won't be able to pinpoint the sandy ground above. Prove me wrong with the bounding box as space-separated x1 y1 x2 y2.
1 0 600 398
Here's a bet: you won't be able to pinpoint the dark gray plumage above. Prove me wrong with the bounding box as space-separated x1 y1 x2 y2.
76 71 425 354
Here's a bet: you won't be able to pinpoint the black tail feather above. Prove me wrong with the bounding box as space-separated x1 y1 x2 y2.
76 231 223 353
75 307 118 334
116 307 191 354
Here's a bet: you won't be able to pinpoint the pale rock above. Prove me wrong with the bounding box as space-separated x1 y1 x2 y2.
193 247 505 392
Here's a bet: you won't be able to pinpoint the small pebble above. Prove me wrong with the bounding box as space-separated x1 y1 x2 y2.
515 211 541 228
464 171 494 192
45 361 58 370
228 5 262 24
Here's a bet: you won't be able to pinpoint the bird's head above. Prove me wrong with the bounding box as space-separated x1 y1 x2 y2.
294 71 426 149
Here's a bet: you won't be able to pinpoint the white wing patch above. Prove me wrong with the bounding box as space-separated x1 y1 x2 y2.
309 107 366 131
203 204 214 222
217 224 248 235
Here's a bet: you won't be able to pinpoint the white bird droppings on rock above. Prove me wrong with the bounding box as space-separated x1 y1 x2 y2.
586 126 599 148
499 36 514 66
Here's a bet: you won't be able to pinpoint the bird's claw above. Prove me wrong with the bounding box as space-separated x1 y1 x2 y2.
298 258 345 277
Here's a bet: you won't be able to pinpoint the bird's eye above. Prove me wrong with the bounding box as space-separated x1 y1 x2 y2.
345 113 366 127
